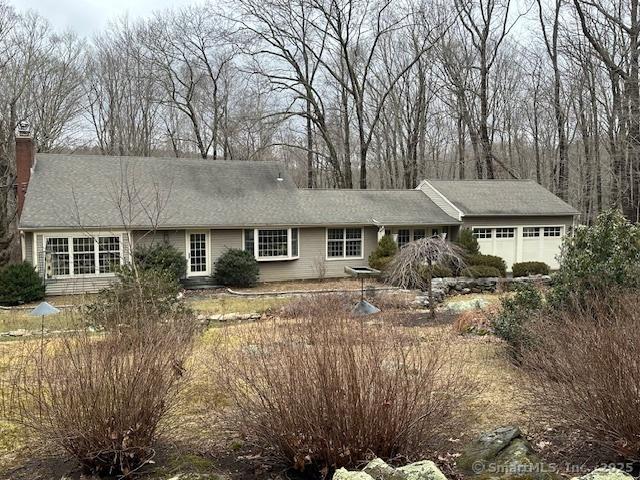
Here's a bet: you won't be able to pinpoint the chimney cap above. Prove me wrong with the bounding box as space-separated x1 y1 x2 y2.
16 120 31 137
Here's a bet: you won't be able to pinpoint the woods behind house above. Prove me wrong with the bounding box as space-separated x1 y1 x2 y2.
1 0 639 263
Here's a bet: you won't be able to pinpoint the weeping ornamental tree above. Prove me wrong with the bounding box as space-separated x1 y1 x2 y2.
386 236 464 319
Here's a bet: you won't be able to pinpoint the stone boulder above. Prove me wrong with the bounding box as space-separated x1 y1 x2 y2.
572 468 635 480
397 460 448 480
333 459 447 480
333 468 375 480
458 426 558 480
363 458 408 480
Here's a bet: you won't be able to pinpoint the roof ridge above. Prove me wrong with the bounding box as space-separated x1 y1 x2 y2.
36 153 282 166
299 188 421 192
428 178 536 182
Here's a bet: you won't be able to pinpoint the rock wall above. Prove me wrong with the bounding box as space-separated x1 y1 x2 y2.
415 275 552 307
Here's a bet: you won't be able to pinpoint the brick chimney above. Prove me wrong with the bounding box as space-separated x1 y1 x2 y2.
15 121 34 218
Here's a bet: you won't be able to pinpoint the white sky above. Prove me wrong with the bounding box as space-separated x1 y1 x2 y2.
8 0 196 37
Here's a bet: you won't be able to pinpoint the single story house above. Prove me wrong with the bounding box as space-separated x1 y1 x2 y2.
15 133 578 295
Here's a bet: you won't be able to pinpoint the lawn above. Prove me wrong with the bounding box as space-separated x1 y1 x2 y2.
186 294 289 315
0 291 528 480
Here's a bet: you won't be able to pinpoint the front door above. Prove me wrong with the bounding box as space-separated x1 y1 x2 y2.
187 231 210 277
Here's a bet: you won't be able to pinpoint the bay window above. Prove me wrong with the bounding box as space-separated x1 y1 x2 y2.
45 234 123 277
327 228 363 259
243 228 300 260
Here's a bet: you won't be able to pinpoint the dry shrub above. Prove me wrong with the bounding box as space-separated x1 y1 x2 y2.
522 291 640 460
278 293 353 319
214 311 475 473
3 289 196 476
452 306 496 335
278 292 413 320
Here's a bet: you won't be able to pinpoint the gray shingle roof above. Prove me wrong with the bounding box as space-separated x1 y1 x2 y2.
297 189 461 226
20 154 459 229
427 179 579 216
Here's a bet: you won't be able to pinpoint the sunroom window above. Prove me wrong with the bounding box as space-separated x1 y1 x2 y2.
45 234 122 277
98 237 121 273
244 228 300 260
47 238 70 276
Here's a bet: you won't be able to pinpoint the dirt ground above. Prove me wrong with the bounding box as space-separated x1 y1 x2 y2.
0 292 590 480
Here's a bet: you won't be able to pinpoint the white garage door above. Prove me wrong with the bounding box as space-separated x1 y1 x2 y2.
472 225 565 270
522 226 563 269
472 227 517 269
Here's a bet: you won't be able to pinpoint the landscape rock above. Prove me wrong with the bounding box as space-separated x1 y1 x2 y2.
458 425 558 480
333 468 375 480
429 275 552 301
363 458 408 480
458 426 522 473
397 460 448 480
7 329 28 337
572 468 635 480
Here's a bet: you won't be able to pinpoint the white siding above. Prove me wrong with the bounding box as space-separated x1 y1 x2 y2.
416 181 463 220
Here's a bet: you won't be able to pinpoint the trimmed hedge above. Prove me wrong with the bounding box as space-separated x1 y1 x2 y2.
512 261 550 277
466 254 507 277
418 263 454 282
0 262 45 306
133 243 187 281
213 248 259 287
464 265 502 278
431 263 454 278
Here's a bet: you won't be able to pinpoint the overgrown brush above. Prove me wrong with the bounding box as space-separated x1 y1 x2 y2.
2 276 196 476
522 291 640 461
492 283 544 362
85 266 185 329
213 307 475 473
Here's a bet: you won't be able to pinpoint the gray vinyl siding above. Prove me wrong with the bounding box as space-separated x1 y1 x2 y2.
255 226 378 282
417 182 462 220
461 215 575 229
211 229 242 258
33 231 131 295
132 230 186 254
191 227 377 283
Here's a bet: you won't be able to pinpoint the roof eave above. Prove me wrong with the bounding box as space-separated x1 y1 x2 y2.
20 219 463 231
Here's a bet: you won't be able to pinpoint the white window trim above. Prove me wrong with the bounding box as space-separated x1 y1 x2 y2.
325 227 365 261
42 231 125 279
243 228 300 262
185 230 211 277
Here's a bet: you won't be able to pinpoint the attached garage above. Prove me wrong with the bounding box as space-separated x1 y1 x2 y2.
419 179 579 271
471 224 566 270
